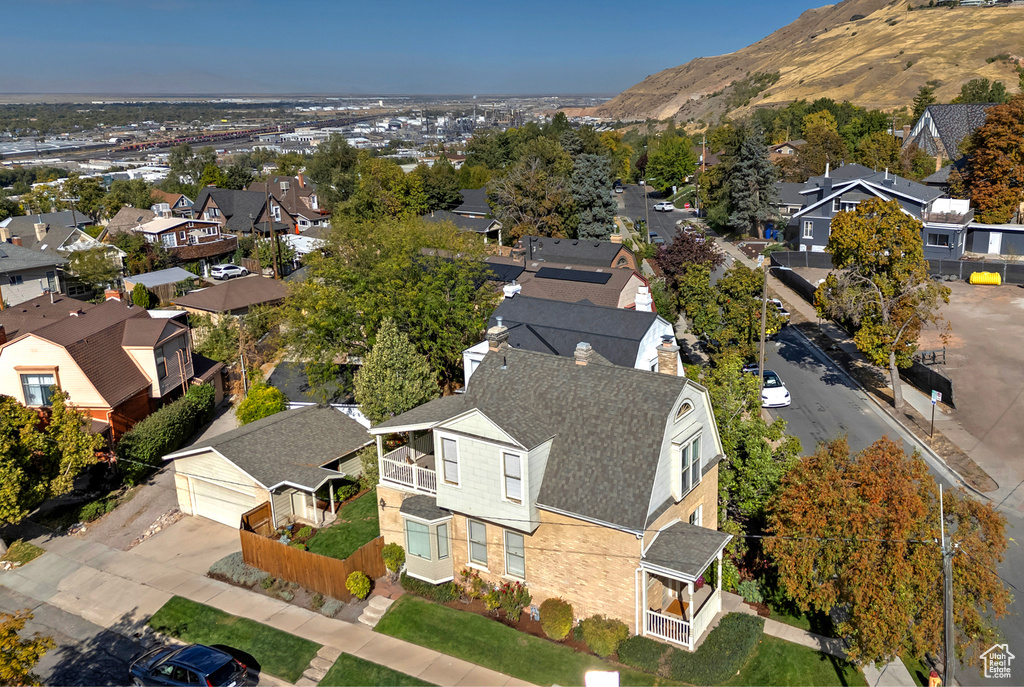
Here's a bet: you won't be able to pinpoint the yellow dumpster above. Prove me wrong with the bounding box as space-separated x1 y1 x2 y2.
969 271 1001 285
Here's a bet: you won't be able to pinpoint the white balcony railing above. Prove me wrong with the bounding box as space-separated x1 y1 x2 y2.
645 609 690 647
690 588 721 646
381 447 437 494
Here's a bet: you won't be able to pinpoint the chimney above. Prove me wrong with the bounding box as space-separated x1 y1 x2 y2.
502 281 522 299
0 226 7 242
824 162 830 178
903 124 911 140
297 172 305 188
0 325 6 346
657 335 681 377
635 285 653 312
69 309 83 317
609 233 623 244
104 288 121 301
34 223 47 242
486 322 509 352
11 236 22 247
574 342 594 366
935 155 943 173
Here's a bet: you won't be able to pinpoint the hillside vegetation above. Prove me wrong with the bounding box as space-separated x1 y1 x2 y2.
597 0 1024 122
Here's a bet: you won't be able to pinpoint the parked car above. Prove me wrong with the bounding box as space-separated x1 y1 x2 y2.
130 645 253 687
649 231 666 245
653 201 675 212
768 298 791 322
210 264 248 280
614 185 624 193
741 362 760 374
760 370 792 408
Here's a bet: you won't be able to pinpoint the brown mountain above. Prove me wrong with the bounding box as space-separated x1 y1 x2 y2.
596 0 1024 122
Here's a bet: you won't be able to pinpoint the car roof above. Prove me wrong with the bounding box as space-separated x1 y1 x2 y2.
170 645 233 673
763 369 781 378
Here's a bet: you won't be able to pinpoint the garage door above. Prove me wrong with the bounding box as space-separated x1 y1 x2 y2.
190 478 258 527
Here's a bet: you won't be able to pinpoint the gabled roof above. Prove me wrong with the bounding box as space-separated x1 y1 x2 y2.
423 210 500 234
105 207 156 235
491 295 661 367
775 182 806 206
267 361 356 406
168 406 372 491
247 176 325 221
910 104 993 159
453 188 491 216
0 241 67 272
794 165 942 219
375 347 704 532
0 293 96 338
170 275 287 313
1 222 79 253
193 187 293 234
516 235 630 268
515 264 642 309
125 267 199 289
643 521 732 580
1 210 87 232
122 317 185 348
150 189 193 207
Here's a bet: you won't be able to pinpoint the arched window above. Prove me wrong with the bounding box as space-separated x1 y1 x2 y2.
675 402 693 421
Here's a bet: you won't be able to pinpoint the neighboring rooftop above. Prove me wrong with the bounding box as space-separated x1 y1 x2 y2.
423 210 500 234
105 207 156 236
452 188 491 216
515 235 631 268
0 293 97 339
0 241 68 272
193 187 292 234
124 267 200 289
267 361 356 406
515 264 642 309
906 103 993 159
170 275 287 314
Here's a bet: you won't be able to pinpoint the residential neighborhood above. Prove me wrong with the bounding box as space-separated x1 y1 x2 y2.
2 2 1024 687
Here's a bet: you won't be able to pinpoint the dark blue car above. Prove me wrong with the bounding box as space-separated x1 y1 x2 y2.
129 645 253 686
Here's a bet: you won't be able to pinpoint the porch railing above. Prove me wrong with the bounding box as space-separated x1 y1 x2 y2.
381 452 437 494
691 588 721 646
645 609 690 647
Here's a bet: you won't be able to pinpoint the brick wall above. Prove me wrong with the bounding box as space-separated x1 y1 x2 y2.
647 464 720 538
377 484 408 547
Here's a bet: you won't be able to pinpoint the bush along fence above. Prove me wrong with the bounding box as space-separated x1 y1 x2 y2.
239 502 386 601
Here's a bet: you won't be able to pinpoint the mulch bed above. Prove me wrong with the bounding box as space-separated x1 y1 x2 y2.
443 597 591 655
744 601 770 617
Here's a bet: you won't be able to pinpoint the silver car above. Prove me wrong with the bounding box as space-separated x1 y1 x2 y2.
210 264 248 280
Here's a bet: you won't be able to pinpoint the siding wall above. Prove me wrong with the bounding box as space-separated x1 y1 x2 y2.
172 450 266 502
3 267 61 306
648 391 715 513
403 519 455 583
0 336 105 407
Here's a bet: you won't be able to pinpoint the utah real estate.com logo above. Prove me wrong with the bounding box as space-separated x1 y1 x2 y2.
982 644 1015 679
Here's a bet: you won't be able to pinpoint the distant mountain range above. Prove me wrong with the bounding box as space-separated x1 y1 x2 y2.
596 0 1024 122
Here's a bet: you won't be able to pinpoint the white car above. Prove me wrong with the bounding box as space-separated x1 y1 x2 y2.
761 370 792 408
653 201 675 212
211 264 248 280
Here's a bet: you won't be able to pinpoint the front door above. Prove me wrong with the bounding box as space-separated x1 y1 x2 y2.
291 491 308 521
989 231 1003 255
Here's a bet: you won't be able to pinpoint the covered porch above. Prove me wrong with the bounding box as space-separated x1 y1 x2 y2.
270 484 341 528
640 522 732 651
378 431 437 495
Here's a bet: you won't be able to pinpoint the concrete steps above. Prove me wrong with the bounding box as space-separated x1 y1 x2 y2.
299 645 343 685
357 595 393 628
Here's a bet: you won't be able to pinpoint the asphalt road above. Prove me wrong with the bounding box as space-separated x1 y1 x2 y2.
617 184 688 244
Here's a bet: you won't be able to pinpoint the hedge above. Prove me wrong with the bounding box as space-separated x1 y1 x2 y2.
616 635 668 673
116 383 216 484
667 613 764 685
578 615 629 658
399 572 459 603
539 597 573 640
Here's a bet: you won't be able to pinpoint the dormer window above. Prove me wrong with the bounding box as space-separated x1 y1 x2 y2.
502 452 522 504
678 434 702 497
441 437 459 485
675 402 693 421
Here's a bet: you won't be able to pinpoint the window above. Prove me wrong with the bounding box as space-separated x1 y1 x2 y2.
406 520 431 559
689 505 703 528
504 530 525 579
21 373 55 406
802 221 813 239
437 523 449 560
155 347 167 379
272 204 281 221
179 231 187 242
831 198 841 213
45 271 56 292
8 275 23 286
927 233 951 247
675 401 693 421
468 519 487 567
441 437 459 485
161 233 176 247
680 434 702 495
503 452 522 503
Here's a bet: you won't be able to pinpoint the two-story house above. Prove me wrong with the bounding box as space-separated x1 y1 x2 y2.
0 292 220 438
372 329 729 651
150 189 195 218
131 216 238 273
0 242 67 305
0 212 125 281
192 187 296 237
247 174 329 231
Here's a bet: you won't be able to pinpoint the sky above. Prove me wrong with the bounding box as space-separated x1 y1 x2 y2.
1 0 822 96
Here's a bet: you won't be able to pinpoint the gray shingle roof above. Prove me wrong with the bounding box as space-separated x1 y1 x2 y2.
775 182 805 206
400 495 452 522
916 104 992 160
490 296 659 367
178 406 372 490
642 521 732 579
193 188 293 234
423 210 499 234
453 188 491 216
517 235 629 268
374 394 470 431
125 267 197 289
0 242 67 272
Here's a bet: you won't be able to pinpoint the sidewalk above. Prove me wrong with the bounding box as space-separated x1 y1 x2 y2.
0 518 532 687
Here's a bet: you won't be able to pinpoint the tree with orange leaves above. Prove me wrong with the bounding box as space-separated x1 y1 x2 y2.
962 96 1024 223
765 436 1010 667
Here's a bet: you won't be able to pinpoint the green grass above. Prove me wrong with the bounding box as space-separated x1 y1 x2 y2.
374 595 676 686
902 655 932 687
768 606 837 637
320 653 434 687
147 596 320 683
1 540 45 566
726 636 865 687
306 490 380 560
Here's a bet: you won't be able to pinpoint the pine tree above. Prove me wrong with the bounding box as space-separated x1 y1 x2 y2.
911 85 936 121
570 154 615 241
728 130 780 239
354 318 440 426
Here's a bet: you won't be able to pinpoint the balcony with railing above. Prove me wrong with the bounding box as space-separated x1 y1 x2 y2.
380 433 437 494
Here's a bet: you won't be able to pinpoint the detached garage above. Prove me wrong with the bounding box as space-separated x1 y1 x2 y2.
166 406 373 528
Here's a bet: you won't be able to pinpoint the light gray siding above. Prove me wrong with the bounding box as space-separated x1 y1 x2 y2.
647 391 716 517
272 490 291 524
403 518 455 583
337 452 362 478
442 411 516 444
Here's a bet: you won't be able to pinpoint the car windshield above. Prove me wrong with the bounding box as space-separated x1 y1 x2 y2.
763 373 783 388
206 660 238 686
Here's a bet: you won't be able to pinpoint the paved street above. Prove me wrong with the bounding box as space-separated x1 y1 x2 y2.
616 184 687 243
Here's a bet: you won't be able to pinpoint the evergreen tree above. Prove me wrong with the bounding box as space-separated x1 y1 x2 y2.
131 283 152 308
570 154 615 241
911 85 936 121
354 318 440 425
728 130 780 239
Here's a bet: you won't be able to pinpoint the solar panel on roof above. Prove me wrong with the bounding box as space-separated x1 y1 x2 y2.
535 267 612 284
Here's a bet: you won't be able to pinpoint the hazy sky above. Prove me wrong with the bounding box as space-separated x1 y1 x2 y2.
2 0 820 95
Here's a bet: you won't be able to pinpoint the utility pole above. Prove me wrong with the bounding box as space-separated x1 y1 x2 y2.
61 196 81 229
264 184 278 280
758 259 769 393
940 486 955 686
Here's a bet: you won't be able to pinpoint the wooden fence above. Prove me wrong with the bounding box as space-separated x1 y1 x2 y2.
239 503 386 601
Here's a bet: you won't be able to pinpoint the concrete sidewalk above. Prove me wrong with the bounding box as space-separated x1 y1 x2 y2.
0 518 533 687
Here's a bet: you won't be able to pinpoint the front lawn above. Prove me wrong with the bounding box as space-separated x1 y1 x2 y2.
1 540 45 566
726 636 865 687
320 652 434 687
768 605 837 637
306 489 380 560
902 655 932 687
148 596 321 683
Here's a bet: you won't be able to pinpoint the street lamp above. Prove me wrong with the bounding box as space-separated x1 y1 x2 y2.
758 261 792 396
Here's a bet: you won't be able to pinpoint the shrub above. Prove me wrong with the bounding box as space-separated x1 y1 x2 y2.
290 542 307 551
321 598 344 617
668 613 764 685
721 558 741 592
382 543 406 576
296 526 313 539
737 579 763 604
310 593 325 611
335 482 360 502
117 383 217 484
400 572 460 603
539 598 574 640
260 577 275 590
617 635 669 673
277 589 295 602
131 282 153 308
579 615 629 658
79 498 117 522
358 445 378 492
207 552 269 587
483 588 501 613
236 383 287 425
346 571 371 600
496 581 531 621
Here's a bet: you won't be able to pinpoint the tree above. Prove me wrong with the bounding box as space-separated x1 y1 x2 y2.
346 157 428 219
798 111 850 178
655 224 724 293
0 392 102 526
354 318 440 425
961 95 1024 223
66 248 119 291
856 130 901 172
717 263 785 359
600 131 633 180
766 436 1010 666
0 195 19 222
728 130 780 239
0 610 55 686
131 282 153 308
196 163 228 189
814 198 950 408
952 78 1010 105
677 264 720 339
111 233 170 275
515 136 573 178
645 135 697 194
223 161 254 190
487 160 576 243
570 154 615 240
165 145 216 197
235 383 287 425
305 135 358 211
911 85 937 121
900 143 937 181
412 156 462 212
102 179 155 217
58 174 105 223
274 152 306 176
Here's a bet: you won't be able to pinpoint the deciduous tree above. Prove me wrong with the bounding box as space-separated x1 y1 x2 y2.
412 156 462 212
235 383 287 425
654 224 724 294
66 248 119 291
766 436 1009 666
110 233 170 275
856 130 901 172
798 110 850 178
646 135 697 194
346 157 428 219
571 154 615 240
102 179 155 217
487 160 576 242
0 610 54 686
716 263 785 359
961 95 1024 223
354 317 440 425
305 135 358 211
728 130 780 239
814 198 950 408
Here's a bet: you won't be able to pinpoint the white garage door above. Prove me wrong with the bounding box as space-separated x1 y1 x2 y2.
190 478 258 527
